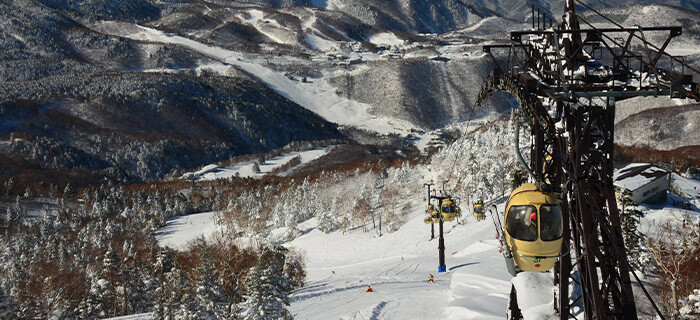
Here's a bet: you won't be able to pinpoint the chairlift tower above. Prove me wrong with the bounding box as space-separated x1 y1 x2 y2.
423 183 436 240
479 0 699 319
432 194 450 273
423 182 451 272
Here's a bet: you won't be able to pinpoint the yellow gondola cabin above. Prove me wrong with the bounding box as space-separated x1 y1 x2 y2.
504 183 563 272
473 202 485 221
441 198 458 222
426 204 441 223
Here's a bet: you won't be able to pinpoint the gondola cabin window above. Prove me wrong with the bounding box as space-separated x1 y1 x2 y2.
441 204 455 213
539 205 563 241
506 205 538 241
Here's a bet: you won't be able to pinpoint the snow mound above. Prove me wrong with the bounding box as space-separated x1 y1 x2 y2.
512 272 558 320
180 164 218 180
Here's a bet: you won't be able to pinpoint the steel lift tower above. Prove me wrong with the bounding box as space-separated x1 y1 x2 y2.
478 0 700 319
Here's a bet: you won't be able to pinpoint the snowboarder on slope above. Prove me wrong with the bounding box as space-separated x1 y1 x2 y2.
428 274 435 283
365 286 373 292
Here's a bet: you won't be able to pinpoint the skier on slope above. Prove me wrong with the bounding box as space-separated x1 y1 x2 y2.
365 285 373 292
428 274 434 283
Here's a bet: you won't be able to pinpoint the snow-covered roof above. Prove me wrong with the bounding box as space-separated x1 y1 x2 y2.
613 163 669 191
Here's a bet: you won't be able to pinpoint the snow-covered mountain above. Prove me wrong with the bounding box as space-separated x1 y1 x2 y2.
3 0 700 188
237 0 700 30
616 103 700 151
0 0 342 186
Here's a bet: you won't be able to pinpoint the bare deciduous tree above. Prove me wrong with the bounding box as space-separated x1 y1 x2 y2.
353 199 371 232
647 220 700 317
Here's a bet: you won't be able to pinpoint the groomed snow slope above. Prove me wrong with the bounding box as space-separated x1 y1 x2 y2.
89 21 415 135
156 211 223 250
286 207 513 320
153 199 560 319
181 147 331 181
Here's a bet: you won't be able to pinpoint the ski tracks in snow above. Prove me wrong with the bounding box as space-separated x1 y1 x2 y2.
290 279 442 303
368 301 388 320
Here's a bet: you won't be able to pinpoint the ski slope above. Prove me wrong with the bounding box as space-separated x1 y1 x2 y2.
671 173 700 202
180 147 331 181
156 211 223 250
286 208 513 320
89 21 415 135
153 197 518 319
152 199 559 319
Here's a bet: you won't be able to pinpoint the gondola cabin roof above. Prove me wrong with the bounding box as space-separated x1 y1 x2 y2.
508 183 558 206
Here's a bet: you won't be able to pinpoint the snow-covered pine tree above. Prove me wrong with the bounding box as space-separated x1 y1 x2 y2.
23 187 32 198
242 246 293 320
194 254 227 319
3 177 13 196
164 267 187 320
252 162 261 174
284 250 306 289
679 288 700 318
120 240 140 315
284 205 300 242
224 302 243 320
242 265 264 319
316 198 335 233
510 169 528 190
617 189 644 270
272 200 286 229
4 206 19 238
96 245 121 318
152 248 172 320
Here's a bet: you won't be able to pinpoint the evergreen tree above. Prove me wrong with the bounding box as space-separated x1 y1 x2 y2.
284 251 305 289
63 183 76 198
224 302 242 320
252 162 261 174
5 207 15 238
242 246 293 320
316 200 335 234
95 245 121 318
194 255 227 319
510 169 528 190
618 189 644 271
23 187 32 198
152 249 170 320
120 241 139 315
162 266 186 320
176 292 196 320
3 177 14 196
